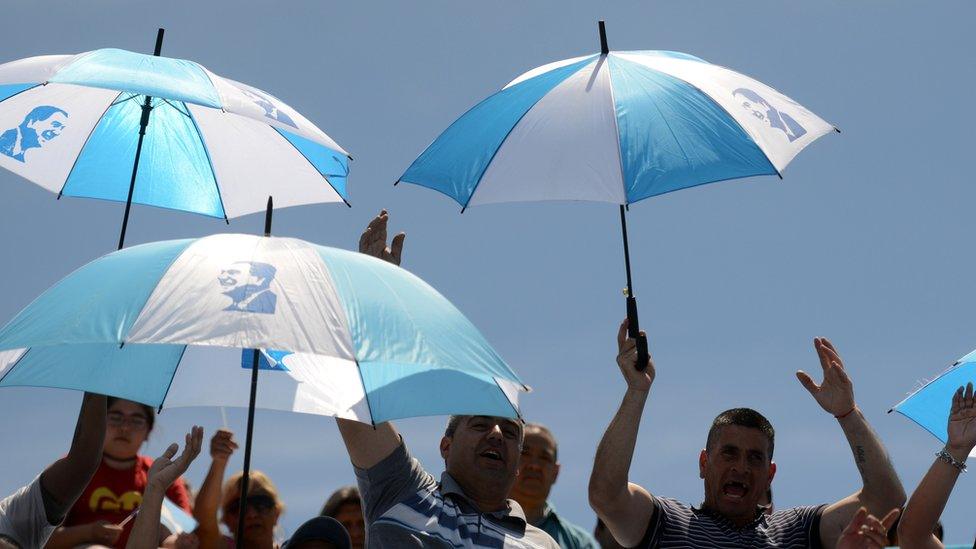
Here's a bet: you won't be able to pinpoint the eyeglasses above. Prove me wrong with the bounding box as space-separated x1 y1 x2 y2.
224 494 277 515
106 412 149 430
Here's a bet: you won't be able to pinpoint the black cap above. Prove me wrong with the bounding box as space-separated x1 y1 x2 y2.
284 516 351 549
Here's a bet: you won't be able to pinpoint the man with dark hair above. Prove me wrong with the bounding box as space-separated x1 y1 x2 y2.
0 105 68 162
0 393 106 548
218 261 278 314
335 211 558 548
509 422 598 548
589 322 905 548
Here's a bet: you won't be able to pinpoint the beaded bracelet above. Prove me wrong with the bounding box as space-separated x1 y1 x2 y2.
936 447 968 473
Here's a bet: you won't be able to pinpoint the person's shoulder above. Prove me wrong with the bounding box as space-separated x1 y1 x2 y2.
768 504 826 524
653 496 692 515
523 522 561 549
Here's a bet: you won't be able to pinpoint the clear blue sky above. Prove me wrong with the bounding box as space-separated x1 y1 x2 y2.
1 0 975 544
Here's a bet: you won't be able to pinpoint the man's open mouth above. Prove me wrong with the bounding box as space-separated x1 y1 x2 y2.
479 449 504 463
722 481 749 500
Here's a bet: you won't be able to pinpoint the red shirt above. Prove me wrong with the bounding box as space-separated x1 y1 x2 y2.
63 455 192 547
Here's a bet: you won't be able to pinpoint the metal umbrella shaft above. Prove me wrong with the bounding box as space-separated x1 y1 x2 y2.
235 196 273 549
619 205 649 371
117 28 164 250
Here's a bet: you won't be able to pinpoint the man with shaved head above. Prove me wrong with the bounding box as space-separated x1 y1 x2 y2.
589 322 905 548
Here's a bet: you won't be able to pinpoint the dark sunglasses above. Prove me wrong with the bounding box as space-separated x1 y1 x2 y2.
225 494 276 515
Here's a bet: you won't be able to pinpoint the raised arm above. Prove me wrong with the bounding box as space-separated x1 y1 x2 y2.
192 429 237 549
127 426 203 549
588 320 656 548
796 338 906 548
39 392 107 526
897 383 976 549
335 210 408 470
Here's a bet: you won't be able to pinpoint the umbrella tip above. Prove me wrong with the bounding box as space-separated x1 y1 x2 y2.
264 196 273 236
834 127 842 134
393 180 400 187
153 29 165 57
598 21 609 54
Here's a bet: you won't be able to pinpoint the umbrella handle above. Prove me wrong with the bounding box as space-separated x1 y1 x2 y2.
626 296 650 371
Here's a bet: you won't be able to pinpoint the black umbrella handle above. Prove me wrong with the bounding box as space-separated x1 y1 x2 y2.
626 296 650 371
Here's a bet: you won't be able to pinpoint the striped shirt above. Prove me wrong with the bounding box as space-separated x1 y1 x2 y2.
636 497 824 548
355 441 559 548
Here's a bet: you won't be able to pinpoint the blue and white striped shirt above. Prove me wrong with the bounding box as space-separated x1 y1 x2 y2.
355 442 559 548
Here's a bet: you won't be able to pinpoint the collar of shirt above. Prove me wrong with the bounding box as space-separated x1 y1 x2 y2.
437 471 528 531
692 503 769 531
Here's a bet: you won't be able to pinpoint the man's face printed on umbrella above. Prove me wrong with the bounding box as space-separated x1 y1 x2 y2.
218 261 278 314
732 88 806 142
240 88 297 129
1 105 68 163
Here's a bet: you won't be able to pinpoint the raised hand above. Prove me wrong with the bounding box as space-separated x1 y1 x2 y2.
947 382 976 459
148 426 203 493
616 319 654 391
796 337 856 417
835 507 899 549
210 429 238 465
359 209 405 266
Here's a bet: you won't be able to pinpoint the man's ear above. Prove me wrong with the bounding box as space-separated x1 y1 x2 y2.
768 461 777 484
699 449 708 479
439 436 451 461
552 462 561 484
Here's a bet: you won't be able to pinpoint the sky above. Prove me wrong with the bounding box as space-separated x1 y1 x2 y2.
1 0 975 544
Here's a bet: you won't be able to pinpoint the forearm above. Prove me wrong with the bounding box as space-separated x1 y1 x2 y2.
837 410 905 510
898 455 962 546
40 393 106 523
193 461 227 549
127 488 163 549
589 387 648 508
44 525 94 549
336 418 400 469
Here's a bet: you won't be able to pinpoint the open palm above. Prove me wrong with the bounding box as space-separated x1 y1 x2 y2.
947 383 976 454
796 337 856 416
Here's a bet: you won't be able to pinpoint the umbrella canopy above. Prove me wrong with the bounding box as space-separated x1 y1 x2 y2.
0 233 525 423
0 47 351 221
891 349 976 457
398 49 835 209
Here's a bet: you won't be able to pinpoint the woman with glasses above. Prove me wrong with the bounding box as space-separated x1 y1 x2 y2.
44 398 193 548
194 429 284 549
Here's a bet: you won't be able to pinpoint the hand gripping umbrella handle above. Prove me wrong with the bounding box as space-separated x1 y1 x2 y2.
626 296 650 371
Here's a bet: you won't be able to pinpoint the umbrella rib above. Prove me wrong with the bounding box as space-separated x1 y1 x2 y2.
185 105 228 221
155 344 188 412
353 358 376 427
57 90 126 199
109 93 140 107
270 127 351 207
0 348 30 385
0 83 41 107
159 98 191 118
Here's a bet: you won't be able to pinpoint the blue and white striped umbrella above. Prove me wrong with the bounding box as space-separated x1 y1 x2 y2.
891 349 976 457
399 49 836 208
0 47 350 223
0 233 525 424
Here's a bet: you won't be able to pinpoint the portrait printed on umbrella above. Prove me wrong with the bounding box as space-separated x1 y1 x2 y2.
733 88 806 142
0 105 68 162
239 88 297 129
218 261 278 314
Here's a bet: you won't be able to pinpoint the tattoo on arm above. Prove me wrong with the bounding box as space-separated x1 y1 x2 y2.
854 445 867 472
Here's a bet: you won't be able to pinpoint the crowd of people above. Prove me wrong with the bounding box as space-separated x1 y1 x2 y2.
0 210 973 549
